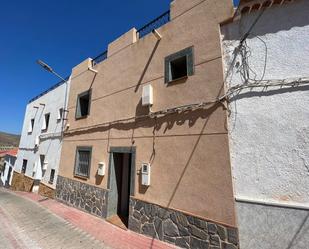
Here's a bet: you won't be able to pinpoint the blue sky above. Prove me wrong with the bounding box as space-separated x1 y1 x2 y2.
0 0 238 135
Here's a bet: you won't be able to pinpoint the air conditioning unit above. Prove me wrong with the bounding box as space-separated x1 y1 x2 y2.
142 85 153 106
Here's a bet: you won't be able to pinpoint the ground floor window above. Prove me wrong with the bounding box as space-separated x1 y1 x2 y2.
21 159 27 174
74 147 92 178
49 169 55 184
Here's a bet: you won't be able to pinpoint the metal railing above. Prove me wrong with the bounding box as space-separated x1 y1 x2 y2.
29 77 69 103
137 10 170 39
92 50 108 66
91 10 170 67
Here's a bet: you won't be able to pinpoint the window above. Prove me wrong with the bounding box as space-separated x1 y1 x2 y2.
57 108 63 121
49 169 55 184
74 147 92 178
76 90 91 119
21 159 28 174
41 113 50 131
165 46 194 83
28 118 35 133
40 155 46 177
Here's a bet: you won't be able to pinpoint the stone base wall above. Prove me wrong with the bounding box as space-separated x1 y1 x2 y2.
55 176 108 218
129 198 239 249
11 171 34 192
38 182 55 199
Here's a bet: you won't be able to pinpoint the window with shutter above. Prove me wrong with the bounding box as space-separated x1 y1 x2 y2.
75 90 91 119
41 113 50 131
28 118 35 134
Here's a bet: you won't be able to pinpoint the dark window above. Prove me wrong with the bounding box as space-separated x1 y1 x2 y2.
74 147 92 178
49 169 55 184
28 118 35 133
58 108 63 121
42 113 50 131
21 159 28 174
165 46 194 83
170 56 187 80
76 91 91 119
40 155 46 177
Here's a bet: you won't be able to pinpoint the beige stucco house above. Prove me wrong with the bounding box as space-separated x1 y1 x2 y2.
56 1 239 248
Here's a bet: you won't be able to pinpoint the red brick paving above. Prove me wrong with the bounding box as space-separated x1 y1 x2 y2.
13 190 178 249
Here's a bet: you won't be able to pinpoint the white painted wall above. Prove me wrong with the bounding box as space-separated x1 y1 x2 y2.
221 1 309 248
15 78 70 190
1 155 16 186
221 0 309 207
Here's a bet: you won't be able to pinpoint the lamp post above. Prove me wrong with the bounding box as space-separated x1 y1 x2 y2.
37 60 69 137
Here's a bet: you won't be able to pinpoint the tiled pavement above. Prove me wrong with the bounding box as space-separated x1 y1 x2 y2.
0 188 178 249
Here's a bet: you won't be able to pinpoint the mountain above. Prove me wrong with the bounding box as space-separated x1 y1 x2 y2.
0 131 20 147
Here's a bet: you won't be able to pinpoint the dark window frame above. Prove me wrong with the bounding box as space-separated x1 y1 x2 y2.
28 118 35 134
164 46 194 83
21 159 28 174
49 169 55 184
57 108 64 122
73 146 92 178
42 113 50 132
75 90 91 119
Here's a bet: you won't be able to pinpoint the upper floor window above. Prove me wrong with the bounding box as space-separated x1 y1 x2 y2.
74 146 92 178
57 108 64 121
76 90 91 119
164 46 194 83
41 113 50 132
28 118 35 134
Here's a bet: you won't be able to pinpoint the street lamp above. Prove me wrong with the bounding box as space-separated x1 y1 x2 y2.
36 60 67 82
37 59 69 136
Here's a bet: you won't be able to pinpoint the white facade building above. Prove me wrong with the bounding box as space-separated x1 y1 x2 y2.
14 78 70 193
0 150 17 186
221 0 309 248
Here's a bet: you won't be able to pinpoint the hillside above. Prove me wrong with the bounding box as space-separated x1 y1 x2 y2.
0 131 20 147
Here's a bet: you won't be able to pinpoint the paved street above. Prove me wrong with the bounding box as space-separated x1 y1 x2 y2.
0 188 109 249
0 188 176 249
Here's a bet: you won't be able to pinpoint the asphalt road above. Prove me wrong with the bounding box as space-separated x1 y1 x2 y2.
0 188 110 249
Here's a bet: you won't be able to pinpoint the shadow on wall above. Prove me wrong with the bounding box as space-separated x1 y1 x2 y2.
134 39 161 93
223 0 309 41
64 102 223 137
229 84 309 102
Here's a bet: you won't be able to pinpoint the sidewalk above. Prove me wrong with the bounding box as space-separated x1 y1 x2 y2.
12 189 178 249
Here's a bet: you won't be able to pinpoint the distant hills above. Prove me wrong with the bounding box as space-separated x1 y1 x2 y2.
0 131 20 147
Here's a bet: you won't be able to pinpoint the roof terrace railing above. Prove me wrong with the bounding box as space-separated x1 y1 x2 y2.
91 10 170 66
137 10 170 39
92 50 108 66
29 77 69 103
29 11 171 104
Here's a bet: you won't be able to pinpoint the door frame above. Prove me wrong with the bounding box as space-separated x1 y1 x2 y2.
106 147 136 218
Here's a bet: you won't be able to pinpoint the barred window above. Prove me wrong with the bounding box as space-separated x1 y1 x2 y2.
74 147 92 178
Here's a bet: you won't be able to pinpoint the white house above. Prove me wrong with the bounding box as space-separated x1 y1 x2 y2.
221 0 309 248
12 77 70 198
0 149 18 187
